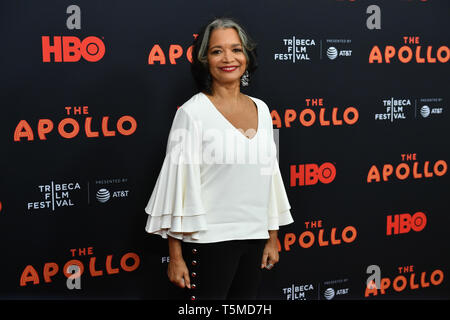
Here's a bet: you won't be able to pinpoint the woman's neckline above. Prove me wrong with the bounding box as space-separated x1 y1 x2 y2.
200 92 259 141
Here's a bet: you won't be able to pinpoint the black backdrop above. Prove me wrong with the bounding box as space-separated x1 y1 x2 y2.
1 0 449 300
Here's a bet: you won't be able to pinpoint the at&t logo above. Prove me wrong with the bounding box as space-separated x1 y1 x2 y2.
96 188 129 203
323 288 335 300
323 287 349 300
96 189 110 203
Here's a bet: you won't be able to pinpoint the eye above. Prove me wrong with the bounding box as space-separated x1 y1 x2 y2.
211 48 242 55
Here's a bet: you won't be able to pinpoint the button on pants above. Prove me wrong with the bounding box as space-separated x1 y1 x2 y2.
168 239 267 300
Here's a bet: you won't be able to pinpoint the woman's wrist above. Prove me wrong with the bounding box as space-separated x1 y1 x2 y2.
168 235 184 261
267 230 278 244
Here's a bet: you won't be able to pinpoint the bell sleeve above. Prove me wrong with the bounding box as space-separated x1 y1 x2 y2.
144 107 207 241
267 142 294 230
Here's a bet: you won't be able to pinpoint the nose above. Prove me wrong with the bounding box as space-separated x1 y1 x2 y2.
222 49 233 62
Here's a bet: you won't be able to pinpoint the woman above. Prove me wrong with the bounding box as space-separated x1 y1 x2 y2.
144 17 293 300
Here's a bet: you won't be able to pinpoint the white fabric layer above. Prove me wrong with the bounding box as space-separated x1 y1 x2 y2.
267 156 294 230
145 92 294 243
144 106 207 241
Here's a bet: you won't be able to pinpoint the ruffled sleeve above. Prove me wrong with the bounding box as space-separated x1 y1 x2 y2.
267 144 294 230
144 107 207 241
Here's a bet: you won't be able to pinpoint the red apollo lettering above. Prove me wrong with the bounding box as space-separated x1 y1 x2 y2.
43 263 59 283
369 45 449 63
290 162 336 186
282 226 357 251
365 269 444 297
148 44 194 64
272 107 359 128
42 36 105 62
89 257 103 277
367 160 447 183
386 212 427 235
14 116 137 141
20 265 40 286
20 252 140 286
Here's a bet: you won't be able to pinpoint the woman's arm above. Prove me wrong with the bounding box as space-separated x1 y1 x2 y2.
167 235 191 288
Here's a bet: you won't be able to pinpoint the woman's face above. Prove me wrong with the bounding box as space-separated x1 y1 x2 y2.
206 27 247 87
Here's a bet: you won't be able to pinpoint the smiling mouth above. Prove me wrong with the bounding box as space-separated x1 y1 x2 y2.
219 66 238 72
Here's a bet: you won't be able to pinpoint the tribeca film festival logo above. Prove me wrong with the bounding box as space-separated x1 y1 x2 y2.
282 283 314 300
27 181 81 211
282 278 349 300
273 37 352 63
374 97 444 122
42 5 105 63
374 97 411 122
27 177 130 211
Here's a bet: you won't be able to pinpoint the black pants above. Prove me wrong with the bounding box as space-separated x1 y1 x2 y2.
168 239 267 300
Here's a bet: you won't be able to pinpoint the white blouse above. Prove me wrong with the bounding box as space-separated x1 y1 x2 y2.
144 92 293 243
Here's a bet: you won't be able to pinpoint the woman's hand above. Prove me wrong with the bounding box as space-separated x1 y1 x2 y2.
261 230 279 270
167 256 191 289
167 235 191 288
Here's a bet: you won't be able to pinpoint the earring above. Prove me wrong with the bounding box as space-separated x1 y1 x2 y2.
241 70 249 87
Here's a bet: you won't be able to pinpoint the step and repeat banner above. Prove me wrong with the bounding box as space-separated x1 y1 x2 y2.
1 0 449 300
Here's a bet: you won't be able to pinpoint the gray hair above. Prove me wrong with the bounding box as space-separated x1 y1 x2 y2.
196 18 257 67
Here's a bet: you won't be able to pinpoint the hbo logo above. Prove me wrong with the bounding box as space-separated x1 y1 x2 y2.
386 212 427 236
42 36 105 62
